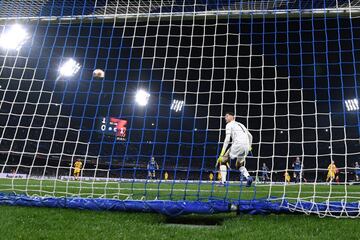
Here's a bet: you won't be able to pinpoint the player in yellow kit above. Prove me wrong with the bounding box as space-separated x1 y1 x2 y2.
284 171 290 183
73 159 83 180
209 172 214 181
326 160 337 183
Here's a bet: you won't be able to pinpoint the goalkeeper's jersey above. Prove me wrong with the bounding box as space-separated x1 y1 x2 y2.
225 120 250 145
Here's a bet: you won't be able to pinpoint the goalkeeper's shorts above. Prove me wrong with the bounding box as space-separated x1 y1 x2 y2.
229 143 250 160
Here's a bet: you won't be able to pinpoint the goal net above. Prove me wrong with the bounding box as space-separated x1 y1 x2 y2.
0 0 360 218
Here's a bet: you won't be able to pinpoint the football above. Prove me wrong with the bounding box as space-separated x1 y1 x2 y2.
93 69 105 78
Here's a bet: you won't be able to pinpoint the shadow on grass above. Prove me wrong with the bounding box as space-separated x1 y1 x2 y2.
164 213 237 227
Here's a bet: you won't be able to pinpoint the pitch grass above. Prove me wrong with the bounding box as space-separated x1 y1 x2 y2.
0 205 360 240
1 179 360 239
1 178 360 202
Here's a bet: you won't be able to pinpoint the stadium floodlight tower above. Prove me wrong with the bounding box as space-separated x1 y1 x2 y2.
0 24 28 51
58 58 81 78
345 98 359 112
135 89 150 106
170 99 184 112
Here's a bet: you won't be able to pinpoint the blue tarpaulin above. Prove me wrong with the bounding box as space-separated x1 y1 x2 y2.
0 193 359 217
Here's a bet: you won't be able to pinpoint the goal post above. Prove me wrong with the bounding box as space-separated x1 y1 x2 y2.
0 0 360 217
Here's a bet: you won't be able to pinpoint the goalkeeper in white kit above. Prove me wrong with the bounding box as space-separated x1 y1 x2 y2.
216 112 253 187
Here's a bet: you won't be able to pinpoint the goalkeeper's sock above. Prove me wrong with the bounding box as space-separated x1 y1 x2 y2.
246 176 253 187
239 166 250 179
220 165 227 184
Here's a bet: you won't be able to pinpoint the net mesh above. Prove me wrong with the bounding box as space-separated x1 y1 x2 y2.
0 0 360 217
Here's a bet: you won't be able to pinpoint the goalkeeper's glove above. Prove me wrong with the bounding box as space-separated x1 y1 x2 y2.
216 156 222 165
217 149 225 163
219 148 226 157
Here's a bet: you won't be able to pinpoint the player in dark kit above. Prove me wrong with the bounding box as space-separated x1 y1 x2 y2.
292 157 302 183
147 157 159 179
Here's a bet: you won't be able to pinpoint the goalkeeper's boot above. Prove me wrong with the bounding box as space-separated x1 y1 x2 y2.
246 176 253 187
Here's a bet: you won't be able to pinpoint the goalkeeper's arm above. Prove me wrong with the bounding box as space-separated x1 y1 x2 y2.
217 134 230 162
246 128 253 149
215 158 220 168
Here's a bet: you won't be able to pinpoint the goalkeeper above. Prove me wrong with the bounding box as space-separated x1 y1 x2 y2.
217 112 253 187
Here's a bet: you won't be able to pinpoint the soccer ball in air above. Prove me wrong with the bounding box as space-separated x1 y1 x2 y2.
93 69 105 78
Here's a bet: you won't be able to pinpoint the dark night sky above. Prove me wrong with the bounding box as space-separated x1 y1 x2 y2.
1 3 360 178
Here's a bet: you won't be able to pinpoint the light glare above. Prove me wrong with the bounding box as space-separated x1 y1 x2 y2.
59 59 81 77
0 25 28 50
345 98 359 112
170 99 184 112
135 89 150 106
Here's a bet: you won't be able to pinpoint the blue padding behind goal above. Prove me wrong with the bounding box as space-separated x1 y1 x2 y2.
1 193 359 217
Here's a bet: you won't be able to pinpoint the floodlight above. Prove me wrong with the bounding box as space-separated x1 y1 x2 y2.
170 99 184 112
345 98 359 112
135 89 150 106
0 24 28 50
59 59 81 77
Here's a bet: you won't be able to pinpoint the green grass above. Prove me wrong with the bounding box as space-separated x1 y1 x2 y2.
1 179 360 239
0 205 360 240
1 178 360 203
